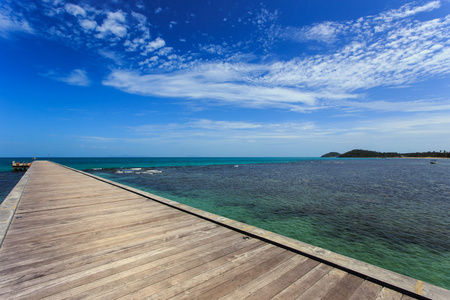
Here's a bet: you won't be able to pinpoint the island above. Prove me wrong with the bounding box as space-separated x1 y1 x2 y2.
322 149 450 158
321 152 341 157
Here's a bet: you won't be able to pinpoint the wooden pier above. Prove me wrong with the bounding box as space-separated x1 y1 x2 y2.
0 161 448 299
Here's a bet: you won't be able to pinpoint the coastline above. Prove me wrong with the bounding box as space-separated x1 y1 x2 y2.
400 156 449 159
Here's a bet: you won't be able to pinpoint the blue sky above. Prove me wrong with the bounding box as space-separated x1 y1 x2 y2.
1 0 449 157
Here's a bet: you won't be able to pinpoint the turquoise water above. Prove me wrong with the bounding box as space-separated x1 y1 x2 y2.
1 157 449 289
0 157 323 173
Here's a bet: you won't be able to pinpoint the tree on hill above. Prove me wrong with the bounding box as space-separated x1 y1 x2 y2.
321 149 449 158
339 149 400 158
402 151 450 158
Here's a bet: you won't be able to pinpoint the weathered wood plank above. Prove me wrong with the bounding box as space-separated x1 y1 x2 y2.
243 257 320 299
162 246 294 300
295 268 348 300
215 254 307 300
0 215 201 266
349 280 384 300
321 273 365 300
2 230 242 299
0 221 223 290
271 263 333 299
51 236 266 300
376 287 404 300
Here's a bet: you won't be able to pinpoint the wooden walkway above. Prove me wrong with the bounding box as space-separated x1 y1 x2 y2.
0 161 448 299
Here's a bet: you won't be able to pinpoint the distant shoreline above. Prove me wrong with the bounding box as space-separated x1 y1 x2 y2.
400 156 449 159
322 149 450 158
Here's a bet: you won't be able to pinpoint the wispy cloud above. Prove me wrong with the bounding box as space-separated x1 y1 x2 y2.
41 69 91 86
64 3 86 18
95 10 128 39
282 1 442 44
73 113 450 155
77 136 119 142
376 0 440 21
128 119 319 140
119 113 450 150
282 22 344 44
338 98 450 113
4 0 450 114
102 1 449 113
0 7 33 38
268 3 450 92
102 67 356 111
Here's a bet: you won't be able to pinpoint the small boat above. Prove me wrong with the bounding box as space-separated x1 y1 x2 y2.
429 160 438 164
11 161 32 171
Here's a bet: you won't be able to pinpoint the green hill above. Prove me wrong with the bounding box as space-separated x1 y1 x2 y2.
339 149 400 158
321 152 341 157
322 149 450 158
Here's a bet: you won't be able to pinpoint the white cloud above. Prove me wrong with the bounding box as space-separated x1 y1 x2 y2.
0 8 33 38
80 19 97 31
337 98 450 113
136 2 145 10
142 37 166 55
102 64 358 111
283 22 344 43
5 0 449 116
344 113 450 141
131 11 147 24
101 1 449 114
64 4 86 17
200 44 229 55
77 111 450 155
129 119 318 140
42 69 91 86
64 69 91 86
189 119 263 130
283 1 442 44
169 21 177 29
77 136 119 142
96 10 127 39
266 12 450 92
376 1 440 22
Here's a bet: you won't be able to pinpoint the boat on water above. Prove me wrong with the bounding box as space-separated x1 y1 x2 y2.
429 160 438 164
11 161 32 171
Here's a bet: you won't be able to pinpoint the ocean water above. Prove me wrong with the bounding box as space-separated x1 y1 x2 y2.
0 157 449 289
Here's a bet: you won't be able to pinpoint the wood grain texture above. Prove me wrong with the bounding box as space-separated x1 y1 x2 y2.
0 161 423 299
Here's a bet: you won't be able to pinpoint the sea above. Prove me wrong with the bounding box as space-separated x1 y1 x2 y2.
1 157 449 289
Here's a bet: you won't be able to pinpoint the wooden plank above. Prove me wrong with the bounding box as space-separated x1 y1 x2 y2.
3 206 176 242
0 215 201 264
0 221 223 289
45 234 265 299
271 263 333 299
214 254 308 300
2 230 241 299
243 258 320 299
113 243 283 300
295 267 347 300
157 246 294 300
0 217 213 280
376 287 404 300
349 280 384 300
3 204 175 240
321 273 365 300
